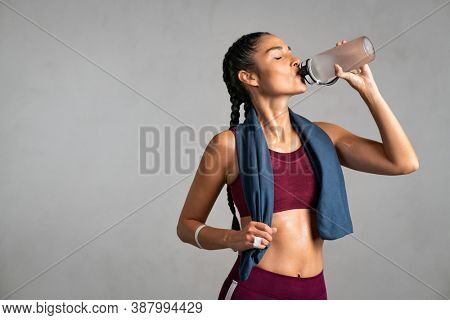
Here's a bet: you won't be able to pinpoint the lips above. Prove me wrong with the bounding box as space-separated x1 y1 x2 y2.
297 73 306 83
294 68 306 83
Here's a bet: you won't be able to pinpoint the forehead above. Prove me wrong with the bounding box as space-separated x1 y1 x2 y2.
257 35 289 53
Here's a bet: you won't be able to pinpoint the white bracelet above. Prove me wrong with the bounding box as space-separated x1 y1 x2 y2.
194 224 207 249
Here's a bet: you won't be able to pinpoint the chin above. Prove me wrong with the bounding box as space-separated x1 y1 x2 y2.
295 86 308 94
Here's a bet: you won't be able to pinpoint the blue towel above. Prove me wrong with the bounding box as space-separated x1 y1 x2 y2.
234 106 353 281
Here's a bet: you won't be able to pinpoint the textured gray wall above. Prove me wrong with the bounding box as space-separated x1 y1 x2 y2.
1 0 449 299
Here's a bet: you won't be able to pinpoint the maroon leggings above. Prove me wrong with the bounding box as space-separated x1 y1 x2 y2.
218 254 327 300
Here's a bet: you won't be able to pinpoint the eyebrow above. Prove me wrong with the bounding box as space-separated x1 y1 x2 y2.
265 45 292 54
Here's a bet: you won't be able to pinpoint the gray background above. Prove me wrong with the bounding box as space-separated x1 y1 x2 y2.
1 0 449 299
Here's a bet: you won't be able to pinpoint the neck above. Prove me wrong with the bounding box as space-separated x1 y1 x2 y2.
251 96 296 146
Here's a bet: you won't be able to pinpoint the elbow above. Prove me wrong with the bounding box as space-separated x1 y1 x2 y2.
176 223 186 243
398 159 420 175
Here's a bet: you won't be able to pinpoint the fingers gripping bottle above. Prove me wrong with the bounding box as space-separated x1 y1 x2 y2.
299 35 375 86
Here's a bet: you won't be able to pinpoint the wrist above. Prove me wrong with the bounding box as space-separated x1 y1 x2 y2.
224 229 238 251
359 81 380 98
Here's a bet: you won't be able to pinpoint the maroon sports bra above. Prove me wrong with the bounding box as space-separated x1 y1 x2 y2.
228 126 318 217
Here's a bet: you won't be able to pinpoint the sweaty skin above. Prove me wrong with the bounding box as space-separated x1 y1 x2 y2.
226 34 323 277
177 34 418 280
225 128 324 279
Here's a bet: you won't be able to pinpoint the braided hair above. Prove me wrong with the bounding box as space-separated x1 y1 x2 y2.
222 32 271 231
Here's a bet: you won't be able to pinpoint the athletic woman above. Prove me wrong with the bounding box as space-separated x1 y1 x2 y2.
176 32 419 299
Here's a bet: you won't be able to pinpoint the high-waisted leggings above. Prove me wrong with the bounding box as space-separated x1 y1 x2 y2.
218 254 327 300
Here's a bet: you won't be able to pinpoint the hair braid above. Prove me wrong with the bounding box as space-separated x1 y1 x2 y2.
222 32 271 231
229 94 241 128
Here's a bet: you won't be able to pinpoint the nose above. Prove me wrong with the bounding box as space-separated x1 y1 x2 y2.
291 56 301 68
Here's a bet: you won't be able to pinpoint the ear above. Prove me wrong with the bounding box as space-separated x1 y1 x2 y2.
238 70 259 87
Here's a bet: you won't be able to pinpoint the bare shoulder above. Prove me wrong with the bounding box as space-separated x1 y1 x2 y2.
211 129 235 153
177 129 237 225
313 121 349 146
206 129 236 173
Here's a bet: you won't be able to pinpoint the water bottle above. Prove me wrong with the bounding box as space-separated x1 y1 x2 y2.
299 36 375 86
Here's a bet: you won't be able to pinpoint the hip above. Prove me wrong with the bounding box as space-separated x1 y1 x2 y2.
218 254 327 300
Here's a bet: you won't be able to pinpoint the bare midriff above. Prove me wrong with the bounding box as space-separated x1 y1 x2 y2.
226 128 324 279
239 209 324 278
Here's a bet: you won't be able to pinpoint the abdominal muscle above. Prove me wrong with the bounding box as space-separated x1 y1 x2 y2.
226 129 324 278
240 208 324 278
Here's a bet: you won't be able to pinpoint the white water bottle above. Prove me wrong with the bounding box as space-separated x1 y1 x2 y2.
299 36 375 85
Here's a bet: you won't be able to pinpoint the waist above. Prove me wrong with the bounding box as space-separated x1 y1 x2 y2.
240 209 324 277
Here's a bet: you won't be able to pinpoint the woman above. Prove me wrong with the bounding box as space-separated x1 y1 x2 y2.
176 32 419 299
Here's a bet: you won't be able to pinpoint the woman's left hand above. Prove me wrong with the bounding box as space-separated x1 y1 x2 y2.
333 40 378 94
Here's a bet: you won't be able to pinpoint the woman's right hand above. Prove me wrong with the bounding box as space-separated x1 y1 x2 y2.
228 221 277 252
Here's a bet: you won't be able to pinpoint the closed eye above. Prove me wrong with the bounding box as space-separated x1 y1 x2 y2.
274 57 282 60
